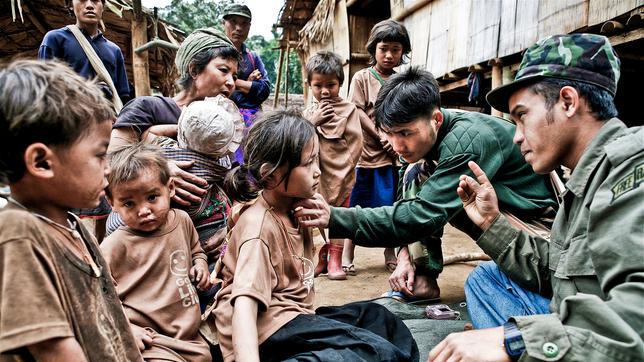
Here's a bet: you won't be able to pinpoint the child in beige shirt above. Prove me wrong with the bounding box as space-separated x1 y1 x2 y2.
102 143 212 362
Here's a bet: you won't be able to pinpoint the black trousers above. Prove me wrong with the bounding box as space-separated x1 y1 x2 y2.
259 301 419 362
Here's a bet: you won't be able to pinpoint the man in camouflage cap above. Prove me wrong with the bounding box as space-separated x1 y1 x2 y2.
429 33 643 361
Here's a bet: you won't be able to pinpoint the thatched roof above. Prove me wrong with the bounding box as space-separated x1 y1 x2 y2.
1 0 185 96
296 0 334 52
275 0 317 46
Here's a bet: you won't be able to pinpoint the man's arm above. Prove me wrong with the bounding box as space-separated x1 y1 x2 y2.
236 52 270 102
458 161 552 294
38 31 60 60
113 48 130 102
458 160 644 360
249 53 271 103
327 152 501 247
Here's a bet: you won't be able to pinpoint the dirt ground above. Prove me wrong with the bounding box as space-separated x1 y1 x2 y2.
313 226 486 308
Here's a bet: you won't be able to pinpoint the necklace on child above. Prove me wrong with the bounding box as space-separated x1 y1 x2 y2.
7 197 102 277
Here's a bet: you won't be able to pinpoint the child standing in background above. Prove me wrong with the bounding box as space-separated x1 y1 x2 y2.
303 51 363 280
102 144 212 362
346 20 412 273
212 110 417 362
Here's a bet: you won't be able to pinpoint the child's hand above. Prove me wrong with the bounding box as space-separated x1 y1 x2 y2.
130 324 153 351
380 137 398 158
311 102 334 125
190 259 213 291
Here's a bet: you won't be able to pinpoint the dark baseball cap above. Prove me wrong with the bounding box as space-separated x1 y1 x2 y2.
222 4 252 21
487 33 621 113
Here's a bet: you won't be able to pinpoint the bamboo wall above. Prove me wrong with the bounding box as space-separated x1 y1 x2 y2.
394 0 643 78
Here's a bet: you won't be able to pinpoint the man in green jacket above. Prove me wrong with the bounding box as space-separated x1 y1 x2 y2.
295 66 557 302
430 34 643 361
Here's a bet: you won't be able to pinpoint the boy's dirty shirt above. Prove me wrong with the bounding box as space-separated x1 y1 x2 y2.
304 97 364 206
0 206 142 361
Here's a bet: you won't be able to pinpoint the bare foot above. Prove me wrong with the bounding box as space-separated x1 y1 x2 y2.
412 274 441 300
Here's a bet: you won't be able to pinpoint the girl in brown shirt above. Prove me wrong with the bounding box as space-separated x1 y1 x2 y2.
213 110 417 361
346 20 412 274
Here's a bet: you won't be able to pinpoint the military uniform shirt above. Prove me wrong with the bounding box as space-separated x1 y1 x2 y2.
479 119 643 360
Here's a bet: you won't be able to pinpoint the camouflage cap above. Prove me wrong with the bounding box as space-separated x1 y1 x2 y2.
222 4 252 21
487 33 620 113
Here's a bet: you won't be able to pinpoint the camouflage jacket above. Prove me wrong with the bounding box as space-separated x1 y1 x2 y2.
479 118 643 361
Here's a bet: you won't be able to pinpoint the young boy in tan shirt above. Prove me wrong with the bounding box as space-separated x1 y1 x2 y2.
0 60 142 361
101 143 212 362
303 51 364 280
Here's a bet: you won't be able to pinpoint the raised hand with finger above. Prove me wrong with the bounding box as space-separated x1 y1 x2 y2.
456 161 500 232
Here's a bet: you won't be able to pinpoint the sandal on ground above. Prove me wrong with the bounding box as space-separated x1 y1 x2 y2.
380 290 441 305
384 259 398 272
342 264 356 276
384 249 398 272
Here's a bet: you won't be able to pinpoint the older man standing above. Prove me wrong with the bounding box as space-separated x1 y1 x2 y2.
430 34 643 361
222 4 271 164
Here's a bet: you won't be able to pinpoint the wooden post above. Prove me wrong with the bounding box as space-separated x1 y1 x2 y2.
502 65 515 119
284 43 290 108
489 58 503 117
300 51 309 104
273 45 286 109
131 0 150 97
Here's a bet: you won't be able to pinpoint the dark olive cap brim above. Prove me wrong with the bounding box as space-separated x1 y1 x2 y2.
223 12 251 20
486 75 544 114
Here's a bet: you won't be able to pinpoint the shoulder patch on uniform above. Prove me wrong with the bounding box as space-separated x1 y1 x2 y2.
611 162 644 201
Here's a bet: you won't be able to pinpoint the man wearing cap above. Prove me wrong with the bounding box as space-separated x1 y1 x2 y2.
429 33 643 361
222 4 271 164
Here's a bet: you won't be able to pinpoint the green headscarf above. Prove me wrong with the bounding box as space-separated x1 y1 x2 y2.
175 27 235 79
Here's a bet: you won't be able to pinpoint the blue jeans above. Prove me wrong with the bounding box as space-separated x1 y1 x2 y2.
465 261 551 329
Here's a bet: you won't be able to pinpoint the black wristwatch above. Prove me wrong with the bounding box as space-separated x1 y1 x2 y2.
503 321 525 361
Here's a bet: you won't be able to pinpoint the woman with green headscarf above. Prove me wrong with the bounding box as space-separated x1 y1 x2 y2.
109 28 240 204
106 29 240 274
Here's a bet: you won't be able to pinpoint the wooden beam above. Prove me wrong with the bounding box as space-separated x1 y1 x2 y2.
609 28 644 47
600 20 625 35
131 16 150 96
490 58 503 117
132 0 143 20
439 78 468 93
467 64 486 72
21 3 48 35
440 71 492 93
350 52 370 61
393 0 432 22
284 43 291 108
442 72 460 81
626 13 643 29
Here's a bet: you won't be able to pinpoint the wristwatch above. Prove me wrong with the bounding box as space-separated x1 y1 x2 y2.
503 321 525 361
